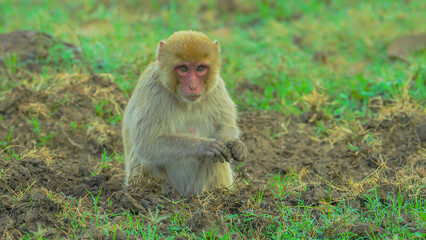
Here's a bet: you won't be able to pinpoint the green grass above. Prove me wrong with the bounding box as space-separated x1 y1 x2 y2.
1 0 424 113
21 174 425 239
0 0 425 239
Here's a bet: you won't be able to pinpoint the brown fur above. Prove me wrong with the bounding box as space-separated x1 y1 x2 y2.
122 31 246 195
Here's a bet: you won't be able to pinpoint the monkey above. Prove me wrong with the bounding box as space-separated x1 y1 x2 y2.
122 30 247 196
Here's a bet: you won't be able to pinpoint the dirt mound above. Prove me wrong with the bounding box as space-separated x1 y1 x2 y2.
0 74 125 156
0 31 80 72
241 108 425 185
0 74 424 238
387 33 426 60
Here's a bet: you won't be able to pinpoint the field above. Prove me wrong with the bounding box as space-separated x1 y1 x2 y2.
0 0 425 239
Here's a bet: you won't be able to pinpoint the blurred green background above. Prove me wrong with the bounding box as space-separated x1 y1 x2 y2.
1 0 424 117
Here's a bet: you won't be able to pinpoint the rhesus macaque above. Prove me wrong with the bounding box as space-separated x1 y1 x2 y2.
122 30 247 195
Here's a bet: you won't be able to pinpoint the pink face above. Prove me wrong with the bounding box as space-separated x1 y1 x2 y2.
175 62 209 102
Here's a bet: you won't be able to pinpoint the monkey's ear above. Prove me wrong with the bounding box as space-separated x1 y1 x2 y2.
157 41 166 61
213 40 221 52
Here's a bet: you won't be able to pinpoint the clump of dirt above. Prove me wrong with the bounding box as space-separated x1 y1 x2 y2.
0 72 424 238
0 31 80 72
186 210 229 236
387 33 426 62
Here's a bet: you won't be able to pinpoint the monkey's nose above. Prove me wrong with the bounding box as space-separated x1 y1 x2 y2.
189 85 197 91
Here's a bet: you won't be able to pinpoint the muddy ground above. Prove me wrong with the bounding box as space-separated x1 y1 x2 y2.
0 31 425 239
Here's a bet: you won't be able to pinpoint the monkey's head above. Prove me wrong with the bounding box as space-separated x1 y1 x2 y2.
157 30 221 102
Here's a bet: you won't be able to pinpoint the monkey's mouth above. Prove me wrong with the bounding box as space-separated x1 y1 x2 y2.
185 94 201 101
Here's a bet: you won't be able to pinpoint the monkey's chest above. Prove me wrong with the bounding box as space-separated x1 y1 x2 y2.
171 117 216 138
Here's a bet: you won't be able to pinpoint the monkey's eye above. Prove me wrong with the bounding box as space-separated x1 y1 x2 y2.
196 66 205 72
179 66 188 72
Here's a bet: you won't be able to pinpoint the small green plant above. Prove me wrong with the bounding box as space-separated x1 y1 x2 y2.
93 99 122 126
0 125 14 149
315 120 328 136
87 188 103 226
141 205 171 226
4 148 20 161
39 131 57 145
29 115 41 135
252 188 265 205
91 149 113 176
268 172 300 199
94 100 110 119
113 152 124 163
202 222 220 239
107 115 122 126
347 143 360 152
70 121 77 133
3 53 19 75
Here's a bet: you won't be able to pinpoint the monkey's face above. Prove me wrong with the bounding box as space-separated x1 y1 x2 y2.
157 31 221 100
175 62 208 102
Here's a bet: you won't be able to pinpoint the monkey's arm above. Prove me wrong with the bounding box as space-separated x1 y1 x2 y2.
209 83 246 162
134 134 232 165
209 101 246 162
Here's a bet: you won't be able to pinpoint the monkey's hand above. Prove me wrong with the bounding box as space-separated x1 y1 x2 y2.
226 139 247 162
204 140 232 163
